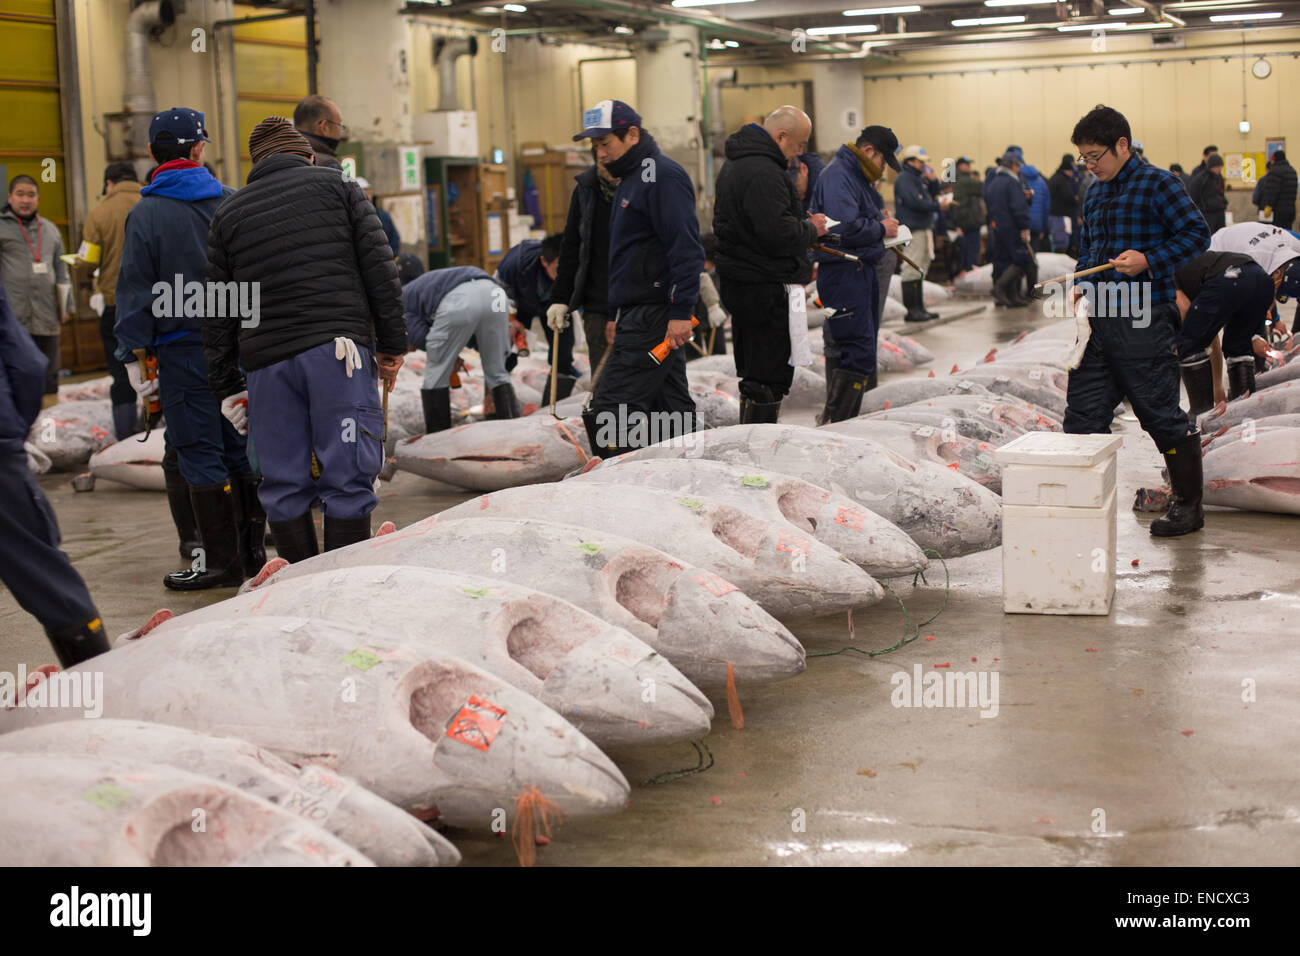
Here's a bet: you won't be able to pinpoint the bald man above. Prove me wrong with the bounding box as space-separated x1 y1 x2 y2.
294 94 345 169
713 106 828 422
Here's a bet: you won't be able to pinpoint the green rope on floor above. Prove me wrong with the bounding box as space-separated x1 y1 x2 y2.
642 739 714 786
807 549 951 660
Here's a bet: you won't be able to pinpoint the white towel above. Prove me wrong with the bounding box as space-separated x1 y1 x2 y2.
1067 293 1092 370
786 283 813 368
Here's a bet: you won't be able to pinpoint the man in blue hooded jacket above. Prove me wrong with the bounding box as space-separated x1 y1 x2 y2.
0 284 109 667
115 107 260 591
809 125 901 422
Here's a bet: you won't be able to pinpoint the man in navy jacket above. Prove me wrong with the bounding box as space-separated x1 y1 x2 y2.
574 100 704 457
115 108 257 591
0 283 109 667
809 125 901 422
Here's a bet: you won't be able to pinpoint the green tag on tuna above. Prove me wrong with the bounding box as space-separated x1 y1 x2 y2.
84 783 130 809
577 542 603 555
342 648 382 670
742 475 768 487
462 587 489 600
677 497 704 510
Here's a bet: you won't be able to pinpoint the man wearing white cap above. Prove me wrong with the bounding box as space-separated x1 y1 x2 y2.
894 144 946 322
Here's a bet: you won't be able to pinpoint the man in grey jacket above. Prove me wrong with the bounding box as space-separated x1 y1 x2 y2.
0 176 69 401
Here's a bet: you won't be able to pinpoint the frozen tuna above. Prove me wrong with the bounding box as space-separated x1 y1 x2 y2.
439 482 885 618
574 457 928 578
859 377 994 414
242 514 803 688
0 616 629 826
0 752 374 866
607 423 1003 557
1203 426 1300 514
0 720 459 866
880 328 935 366
25 400 115 471
950 365 1068 415
155 566 712 748
87 428 166 491
395 415 592 491
1199 380 1300 431
822 418 1002 492
685 360 828 412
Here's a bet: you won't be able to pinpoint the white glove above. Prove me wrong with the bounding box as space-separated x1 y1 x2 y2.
89 293 105 317
546 303 570 331
334 336 362 378
707 303 728 329
126 361 159 399
221 391 249 435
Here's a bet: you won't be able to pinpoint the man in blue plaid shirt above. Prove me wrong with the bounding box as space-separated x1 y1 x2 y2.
1068 105 1211 537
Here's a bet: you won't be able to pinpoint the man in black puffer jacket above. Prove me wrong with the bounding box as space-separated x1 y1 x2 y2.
204 117 406 562
713 106 828 422
1256 150 1297 232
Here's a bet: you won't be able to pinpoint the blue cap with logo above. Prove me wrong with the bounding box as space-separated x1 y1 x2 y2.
572 100 641 142
149 108 211 147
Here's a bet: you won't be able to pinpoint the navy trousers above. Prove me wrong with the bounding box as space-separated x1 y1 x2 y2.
1178 264 1274 360
817 259 878 376
157 337 249 486
0 450 99 637
1065 302 1195 453
246 339 384 522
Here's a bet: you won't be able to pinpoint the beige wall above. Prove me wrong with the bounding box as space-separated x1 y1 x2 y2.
857 28 1300 177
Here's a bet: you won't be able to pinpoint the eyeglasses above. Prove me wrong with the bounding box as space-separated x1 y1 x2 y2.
1077 147 1113 167
325 119 348 136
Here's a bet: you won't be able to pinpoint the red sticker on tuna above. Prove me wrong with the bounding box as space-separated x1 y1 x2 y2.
833 505 865 531
445 696 507 751
776 530 809 556
695 571 738 597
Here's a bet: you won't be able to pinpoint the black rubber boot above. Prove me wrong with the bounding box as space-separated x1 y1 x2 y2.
540 373 578 403
1226 355 1256 401
1179 352 1215 417
820 368 873 424
739 397 782 424
1150 434 1205 537
913 280 939 319
163 458 201 564
490 383 521 419
268 512 320 564
45 616 110 668
1023 257 1042 300
421 387 451 433
902 281 928 322
582 405 628 460
164 482 244 590
324 513 371 552
232 472 266 578
996 265 1029 307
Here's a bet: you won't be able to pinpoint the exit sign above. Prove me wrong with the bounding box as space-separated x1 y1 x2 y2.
400 146 420 191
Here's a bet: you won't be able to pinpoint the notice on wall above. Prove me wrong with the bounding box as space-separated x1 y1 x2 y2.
399 146 421 192
486 213 503 256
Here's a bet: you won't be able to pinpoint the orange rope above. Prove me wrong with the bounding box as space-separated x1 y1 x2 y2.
725 662 744 730
511 785 564 867
553 419 590 466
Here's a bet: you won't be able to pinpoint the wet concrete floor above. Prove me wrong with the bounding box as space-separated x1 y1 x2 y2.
3 299 1297 866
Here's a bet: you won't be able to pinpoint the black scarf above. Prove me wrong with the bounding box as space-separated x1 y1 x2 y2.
605 130 658 182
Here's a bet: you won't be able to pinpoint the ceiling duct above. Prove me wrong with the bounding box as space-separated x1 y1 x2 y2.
124 1 176 172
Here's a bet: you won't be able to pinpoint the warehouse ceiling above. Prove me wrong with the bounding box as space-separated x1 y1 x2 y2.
402 0 1300 57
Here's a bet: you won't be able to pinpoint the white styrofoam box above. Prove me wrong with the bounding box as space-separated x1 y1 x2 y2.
413 110 478 157
994 432 1123 508
1002 489 1117 615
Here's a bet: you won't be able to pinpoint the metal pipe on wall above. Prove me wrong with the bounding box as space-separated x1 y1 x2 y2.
53 0 86 237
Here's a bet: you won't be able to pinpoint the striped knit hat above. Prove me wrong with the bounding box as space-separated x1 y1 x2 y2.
248 116 314 165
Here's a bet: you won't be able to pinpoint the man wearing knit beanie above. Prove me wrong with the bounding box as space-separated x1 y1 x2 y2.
115 106 259 591
204 115 408 561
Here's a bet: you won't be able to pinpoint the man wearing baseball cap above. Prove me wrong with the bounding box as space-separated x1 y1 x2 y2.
572 100 704 456
895 144 945 322
808 124 901 422
114 107 261 591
